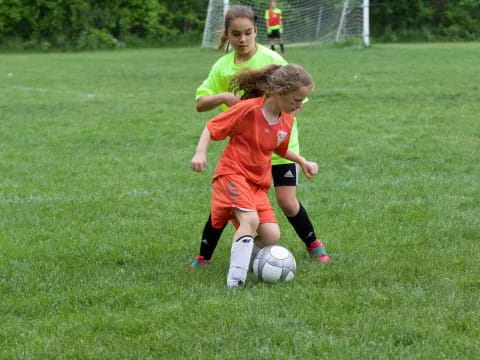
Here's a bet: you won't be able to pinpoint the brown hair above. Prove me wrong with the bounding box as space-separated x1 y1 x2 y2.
229 64 314 99
217 5 257 52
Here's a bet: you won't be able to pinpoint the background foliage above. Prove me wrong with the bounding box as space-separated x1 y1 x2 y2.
0 0 479 50
0 0 210 50
371 0 480 42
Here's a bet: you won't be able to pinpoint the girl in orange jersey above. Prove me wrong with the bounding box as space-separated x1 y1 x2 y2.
191 64 318 287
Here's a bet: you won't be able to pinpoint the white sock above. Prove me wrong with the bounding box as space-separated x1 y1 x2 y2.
227 235 254 287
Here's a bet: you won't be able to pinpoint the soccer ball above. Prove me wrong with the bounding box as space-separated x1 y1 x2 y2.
253 245 296 282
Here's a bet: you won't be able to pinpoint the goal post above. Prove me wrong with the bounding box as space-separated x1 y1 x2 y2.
362 0 370 46
201 0 370 48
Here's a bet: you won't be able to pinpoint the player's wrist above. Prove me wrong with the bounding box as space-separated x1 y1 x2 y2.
296 156 306 166
218 92 231 105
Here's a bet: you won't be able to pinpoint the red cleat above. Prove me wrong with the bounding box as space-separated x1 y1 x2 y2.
308 240 330 264
187 255 213 270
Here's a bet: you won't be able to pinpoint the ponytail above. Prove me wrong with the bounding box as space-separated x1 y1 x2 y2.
229 64 314 99
216 33 229 52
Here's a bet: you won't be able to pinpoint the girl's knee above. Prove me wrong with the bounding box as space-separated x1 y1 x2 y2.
267 228 280 245
257 223 280 246
277 198 299 217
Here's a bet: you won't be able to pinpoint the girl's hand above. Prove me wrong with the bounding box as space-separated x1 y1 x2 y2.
300 160 319 179
191 151 207 172
221 93 241 107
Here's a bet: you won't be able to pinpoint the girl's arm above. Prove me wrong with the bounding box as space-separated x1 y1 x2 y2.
196 93 241 112
191 127 212 172
282 149 319 180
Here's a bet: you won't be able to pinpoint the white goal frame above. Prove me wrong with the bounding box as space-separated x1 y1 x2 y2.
201 0 369 48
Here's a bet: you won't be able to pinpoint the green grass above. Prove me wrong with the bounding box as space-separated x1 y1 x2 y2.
1 43 479 359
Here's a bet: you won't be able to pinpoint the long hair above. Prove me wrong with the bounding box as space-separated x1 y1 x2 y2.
217 5 257 52
229 64 314 99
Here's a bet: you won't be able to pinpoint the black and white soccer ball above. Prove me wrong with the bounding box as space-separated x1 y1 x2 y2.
253 245 296 282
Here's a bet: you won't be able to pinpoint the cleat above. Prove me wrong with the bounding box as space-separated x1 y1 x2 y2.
187 255 212 270
308 240 330 263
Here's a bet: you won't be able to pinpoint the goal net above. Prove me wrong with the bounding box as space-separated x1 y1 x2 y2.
201 0 369 48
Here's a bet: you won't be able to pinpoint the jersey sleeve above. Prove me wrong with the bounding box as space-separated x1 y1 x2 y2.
206 101 250 141
195 62 221 100
264 10 269 20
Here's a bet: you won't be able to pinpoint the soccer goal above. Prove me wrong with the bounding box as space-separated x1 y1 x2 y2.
201 0 369 48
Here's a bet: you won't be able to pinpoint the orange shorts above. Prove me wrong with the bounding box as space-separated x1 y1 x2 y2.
211 174 277 229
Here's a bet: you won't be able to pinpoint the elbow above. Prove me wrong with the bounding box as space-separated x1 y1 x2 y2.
195 100 207 112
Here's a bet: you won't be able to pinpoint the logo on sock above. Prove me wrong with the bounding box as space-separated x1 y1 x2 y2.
236 235 253 243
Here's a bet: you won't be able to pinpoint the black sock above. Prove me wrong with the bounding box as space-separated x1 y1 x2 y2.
286 203 317 247
271 45 275 51
199 213 226 260
280 44 284 53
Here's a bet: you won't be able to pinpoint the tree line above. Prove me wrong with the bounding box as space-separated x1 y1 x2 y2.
371 0 480 42
0 0 479 51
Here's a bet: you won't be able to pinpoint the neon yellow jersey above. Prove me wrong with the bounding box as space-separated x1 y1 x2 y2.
195 44 299 165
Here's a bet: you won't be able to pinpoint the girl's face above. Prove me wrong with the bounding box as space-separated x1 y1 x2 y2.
275 86 312 114
227 17 257 56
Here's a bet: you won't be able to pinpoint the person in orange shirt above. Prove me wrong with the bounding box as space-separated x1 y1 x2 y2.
265 0 285 53
191 64 318 287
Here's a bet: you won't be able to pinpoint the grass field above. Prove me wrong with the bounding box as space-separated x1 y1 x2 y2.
1 42 479 359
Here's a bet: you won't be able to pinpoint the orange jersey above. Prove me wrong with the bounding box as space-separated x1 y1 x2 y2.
207 97 293 190
266 9 282 28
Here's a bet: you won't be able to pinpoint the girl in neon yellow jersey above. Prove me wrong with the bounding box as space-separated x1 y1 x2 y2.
189 5 330 269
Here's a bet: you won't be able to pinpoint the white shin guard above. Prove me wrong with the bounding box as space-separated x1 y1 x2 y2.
227 235 254 287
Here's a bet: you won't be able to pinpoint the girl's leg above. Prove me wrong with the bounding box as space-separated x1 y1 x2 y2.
249 222 281 268
275 185 299 217
227 209 259 287
188 212 226 269
256 222 280 247
275 184 330 263
279 37 285 53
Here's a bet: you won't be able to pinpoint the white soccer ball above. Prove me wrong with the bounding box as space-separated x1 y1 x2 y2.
253 245 296 282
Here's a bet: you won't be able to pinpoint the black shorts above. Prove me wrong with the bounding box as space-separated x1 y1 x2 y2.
272 163 298 187
268 29 282 39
